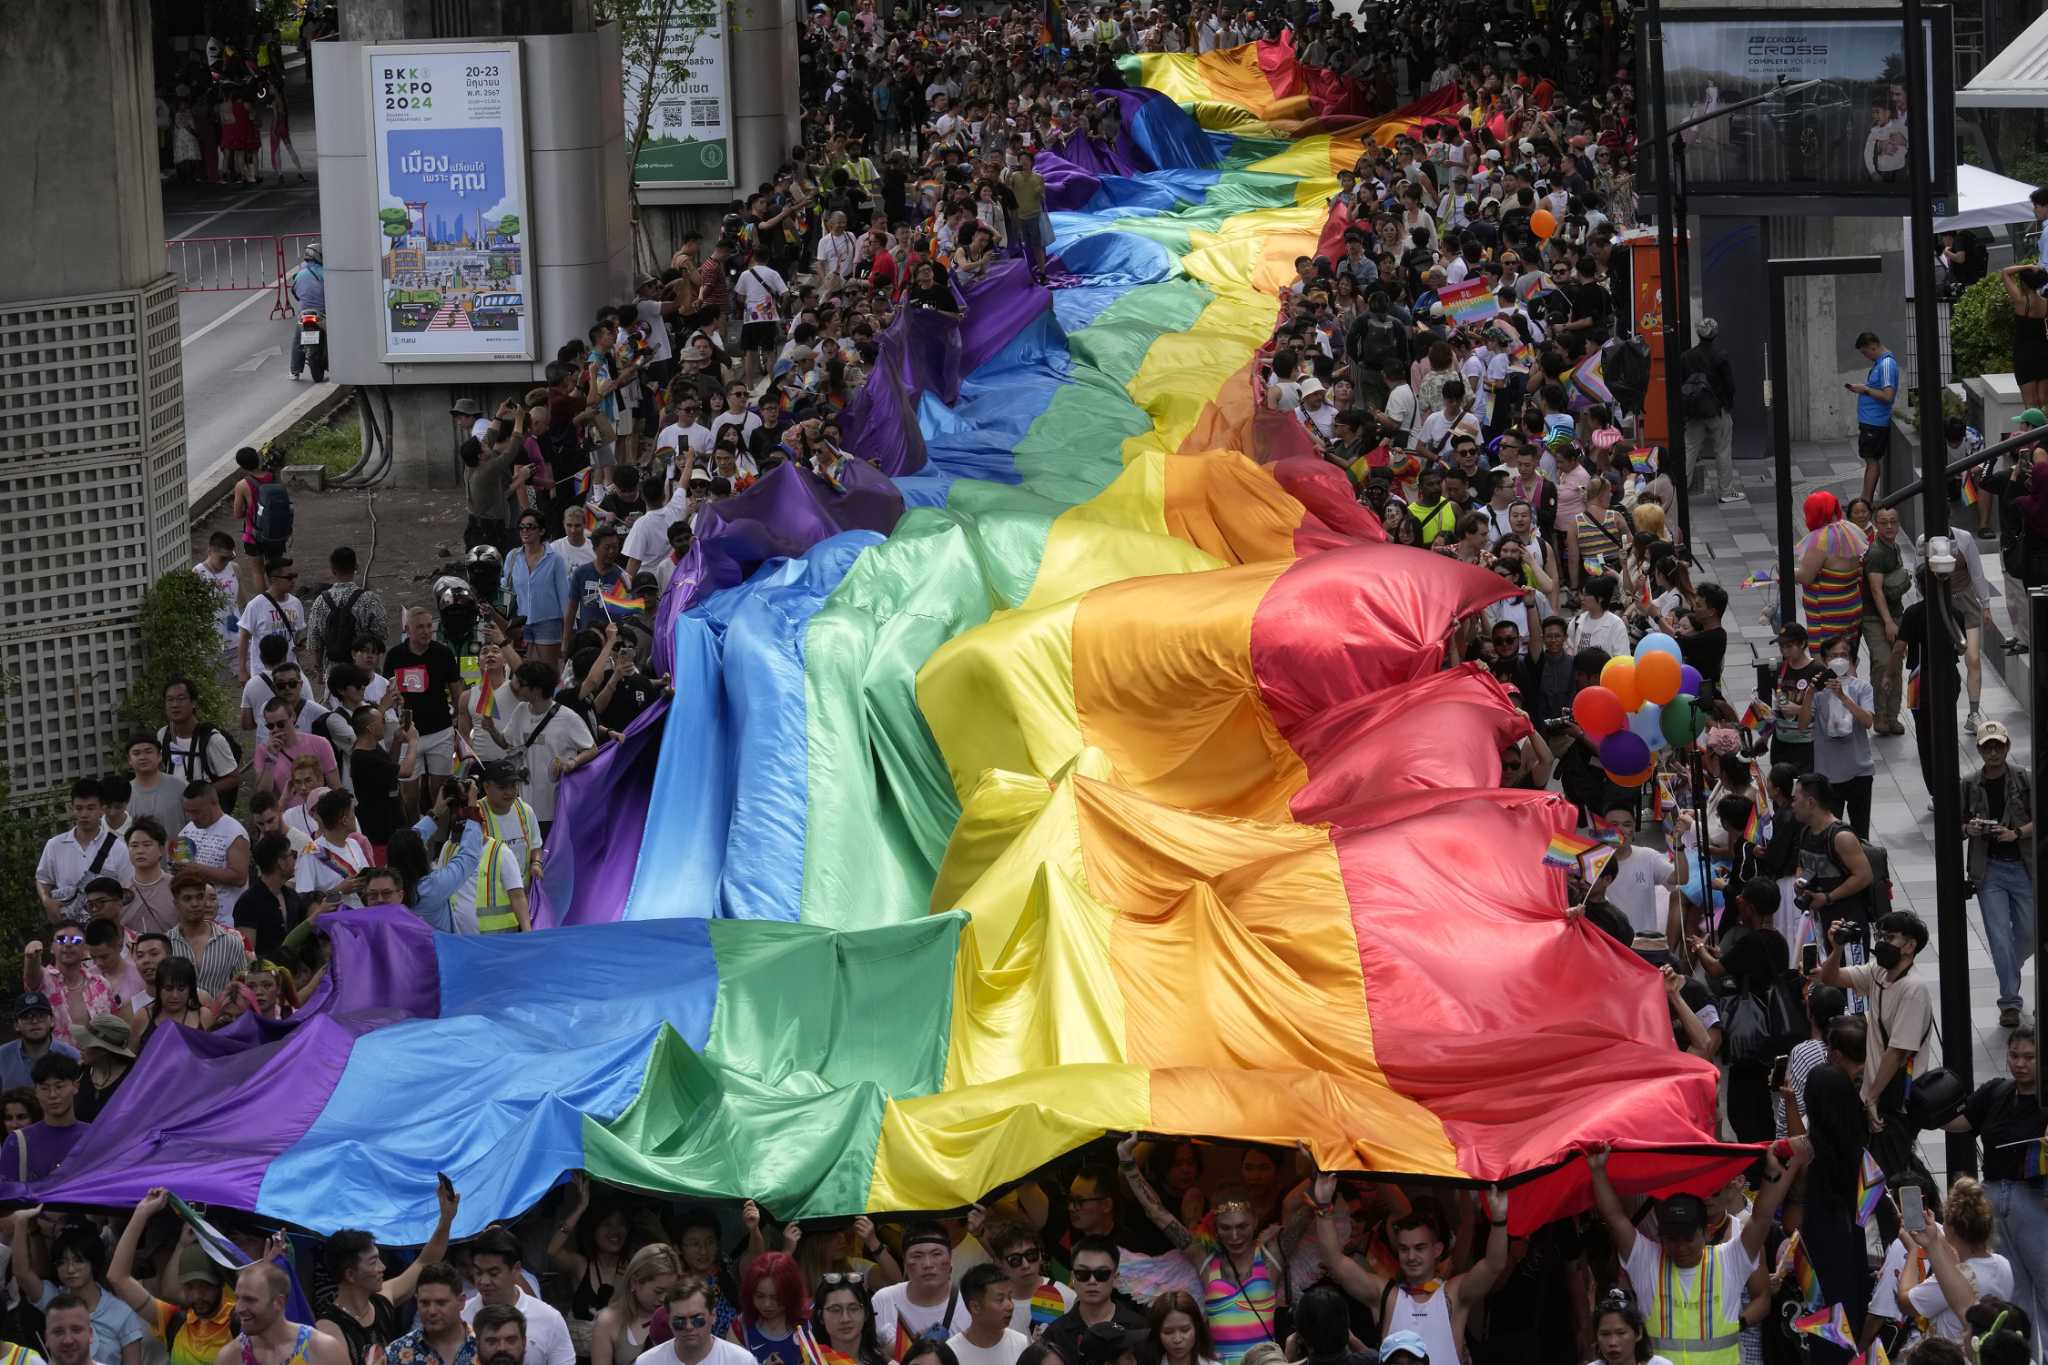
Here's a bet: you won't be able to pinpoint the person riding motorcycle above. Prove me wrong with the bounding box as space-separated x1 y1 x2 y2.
288 242 326 379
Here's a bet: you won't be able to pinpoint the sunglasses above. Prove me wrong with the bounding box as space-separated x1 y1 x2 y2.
1001 1250 1042 1268
673 1314 710 1329
819 1273 865 1288
1071 1267 1116 1284
52 934 83 946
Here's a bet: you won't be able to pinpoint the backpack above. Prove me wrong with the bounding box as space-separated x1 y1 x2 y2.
1349 312 1403 369
1681 369 1721 420
1725 973 1804 1065
1817 820 1893 918
251 478 295 544
316 585 365 663
1601 335 1652 415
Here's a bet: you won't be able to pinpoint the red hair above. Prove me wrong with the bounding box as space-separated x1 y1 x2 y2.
739 1251 809 1329
1803 489 1840 533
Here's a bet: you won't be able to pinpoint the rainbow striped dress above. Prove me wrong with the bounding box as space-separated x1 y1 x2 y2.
1198 1245 1280 1364
1801 560 1864 645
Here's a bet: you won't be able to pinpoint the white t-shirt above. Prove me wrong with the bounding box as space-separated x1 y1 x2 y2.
633 1340 754 1365
238 592 305 669
1621 1234 1757 1338
734 265 788 324
296 833 373 905
1905 1252 2013 1340
1566 609 1631 659
946 1331 1028 1365
1604 848 1675 937
1869 1238 1910 1323
710 412 762 447
195 561 240 648
464 1288 575 1365
178 814 250 925
657 422 714 472
501 697 596 823
1383 384 1417 434
872 1282 971 1354
634 299 674 365
36 825 133 920
624 497 686 567
548 536 597 574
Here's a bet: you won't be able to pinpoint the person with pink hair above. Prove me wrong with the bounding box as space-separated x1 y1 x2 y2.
1795 489 1869 647
732 1251 808 1365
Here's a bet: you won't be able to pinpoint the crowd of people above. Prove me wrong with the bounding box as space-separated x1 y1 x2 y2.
157 34 304 186
16 0 2048 1364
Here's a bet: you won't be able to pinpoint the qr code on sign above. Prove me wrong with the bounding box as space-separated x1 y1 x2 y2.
658 103 683 129
690 99 718 126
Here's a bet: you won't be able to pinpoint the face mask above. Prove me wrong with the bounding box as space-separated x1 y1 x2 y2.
1829 657 1851 677
1872 941 1903 969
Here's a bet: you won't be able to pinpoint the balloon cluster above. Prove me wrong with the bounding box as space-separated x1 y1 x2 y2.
1567 633 1706 786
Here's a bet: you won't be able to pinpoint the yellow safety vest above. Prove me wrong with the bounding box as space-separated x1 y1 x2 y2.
473 837 521 933
1646 1244 1743 1365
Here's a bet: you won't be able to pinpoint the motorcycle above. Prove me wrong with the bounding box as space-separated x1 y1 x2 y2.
297 310 327 382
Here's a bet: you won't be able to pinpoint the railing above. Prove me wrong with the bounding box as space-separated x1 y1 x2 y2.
165 234 310 319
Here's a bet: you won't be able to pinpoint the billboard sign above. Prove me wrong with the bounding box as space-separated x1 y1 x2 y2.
1656 9 1956 206
627 5 734 189
368 42 535 362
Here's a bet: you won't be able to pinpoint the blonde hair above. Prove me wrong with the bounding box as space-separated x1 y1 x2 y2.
1945 1176 1994 1248
627 1243 682 1287
1242 1345 1286 1365
1632 502 1667 537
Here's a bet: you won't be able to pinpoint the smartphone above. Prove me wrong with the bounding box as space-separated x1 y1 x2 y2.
1769 1054 1789 1090
1902 1184 1924 1233
1800 942 1821 975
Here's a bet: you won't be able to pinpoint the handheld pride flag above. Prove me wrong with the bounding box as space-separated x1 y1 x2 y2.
1777 1231 1823 1311
1545 831 1600 870
1438 278 1499 327
1792 1304 1855 1351
1855 1149 1886 1227
599 581 648 619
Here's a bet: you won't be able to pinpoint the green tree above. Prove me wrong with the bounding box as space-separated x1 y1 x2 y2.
1949 264 2029 380
601 0 726 272
381 207 411 241
497 214 521 241
114 570 237 749
0 666 61 991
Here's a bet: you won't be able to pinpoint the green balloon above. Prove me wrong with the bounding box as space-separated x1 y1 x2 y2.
1660 697 1702 747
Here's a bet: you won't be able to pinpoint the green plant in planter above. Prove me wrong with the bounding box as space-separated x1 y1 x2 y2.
113 569 237 761
1950 268 2018 379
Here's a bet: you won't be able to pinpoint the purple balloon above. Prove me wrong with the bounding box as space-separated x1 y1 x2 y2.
1678 664 1703 697
1599 730 1652 775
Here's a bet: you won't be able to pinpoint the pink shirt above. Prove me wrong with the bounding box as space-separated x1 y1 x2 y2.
253 731 339 806
38 964 115 1049
1557 463 1592 526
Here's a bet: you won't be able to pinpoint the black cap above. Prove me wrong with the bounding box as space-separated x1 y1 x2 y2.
15 992 52 1019
478 760 521 787
1658 1193 1709 1238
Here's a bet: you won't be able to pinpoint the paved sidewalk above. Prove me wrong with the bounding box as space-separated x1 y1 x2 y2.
1694 445 2024 1179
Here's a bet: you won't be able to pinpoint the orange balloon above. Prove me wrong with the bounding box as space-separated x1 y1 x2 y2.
1600 655 1640 712
1636 650 1682 706
1611 761 1656 788
1530 208 1558 239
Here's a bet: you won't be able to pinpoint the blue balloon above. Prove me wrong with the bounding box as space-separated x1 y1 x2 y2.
1678 664 1704 697
1635 632 1683 663
1630 700 1667 750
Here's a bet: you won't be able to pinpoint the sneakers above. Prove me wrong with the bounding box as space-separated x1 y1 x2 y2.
1966 710 1983 735
1719 491 1746 503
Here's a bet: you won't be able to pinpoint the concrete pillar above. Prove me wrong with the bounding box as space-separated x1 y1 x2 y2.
1697 216 1770 458
0 0 190 794
730 0 801 194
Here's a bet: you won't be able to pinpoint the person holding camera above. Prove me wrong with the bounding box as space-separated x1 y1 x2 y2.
1815 905 1935 1233
1962 720 2036 1029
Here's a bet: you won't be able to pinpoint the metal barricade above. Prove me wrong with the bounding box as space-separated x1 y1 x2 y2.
166 235 279 294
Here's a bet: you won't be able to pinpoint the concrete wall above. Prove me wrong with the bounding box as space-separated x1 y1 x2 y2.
0 0 166 301
0 0 190 793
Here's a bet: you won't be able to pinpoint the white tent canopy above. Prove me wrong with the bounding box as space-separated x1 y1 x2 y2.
1961 8 2048 108
1937 163 2042 231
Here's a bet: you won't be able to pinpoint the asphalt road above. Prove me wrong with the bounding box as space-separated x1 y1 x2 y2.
165 61 327 493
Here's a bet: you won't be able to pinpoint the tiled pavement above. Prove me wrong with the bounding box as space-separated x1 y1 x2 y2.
1696 443 2028 1179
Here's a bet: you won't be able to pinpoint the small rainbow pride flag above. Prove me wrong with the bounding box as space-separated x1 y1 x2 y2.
1855 1149 1886 1227
1793 1304 1855 1351
569 467 594 498
1741 700 1775 743
1629 447 1659 476
1741 799 1764 846
1588 813 1625 846
1778 1231 1823 1311
1028 1281 1068 1330
1740 569 1776 589
599 580 648 618
1439 278 1498 326
1856 1341 1891 1365
1963 473 1981 508
1545 830 1600 870
1568 349 1615 407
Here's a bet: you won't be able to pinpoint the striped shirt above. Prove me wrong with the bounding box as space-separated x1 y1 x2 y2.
1197 1243 1279 1364
171 921 251 998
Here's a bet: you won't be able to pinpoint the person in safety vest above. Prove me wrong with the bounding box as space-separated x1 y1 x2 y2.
1587 1142 1807 1365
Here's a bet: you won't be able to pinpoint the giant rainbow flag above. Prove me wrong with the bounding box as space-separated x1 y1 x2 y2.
7 45 1748 1241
